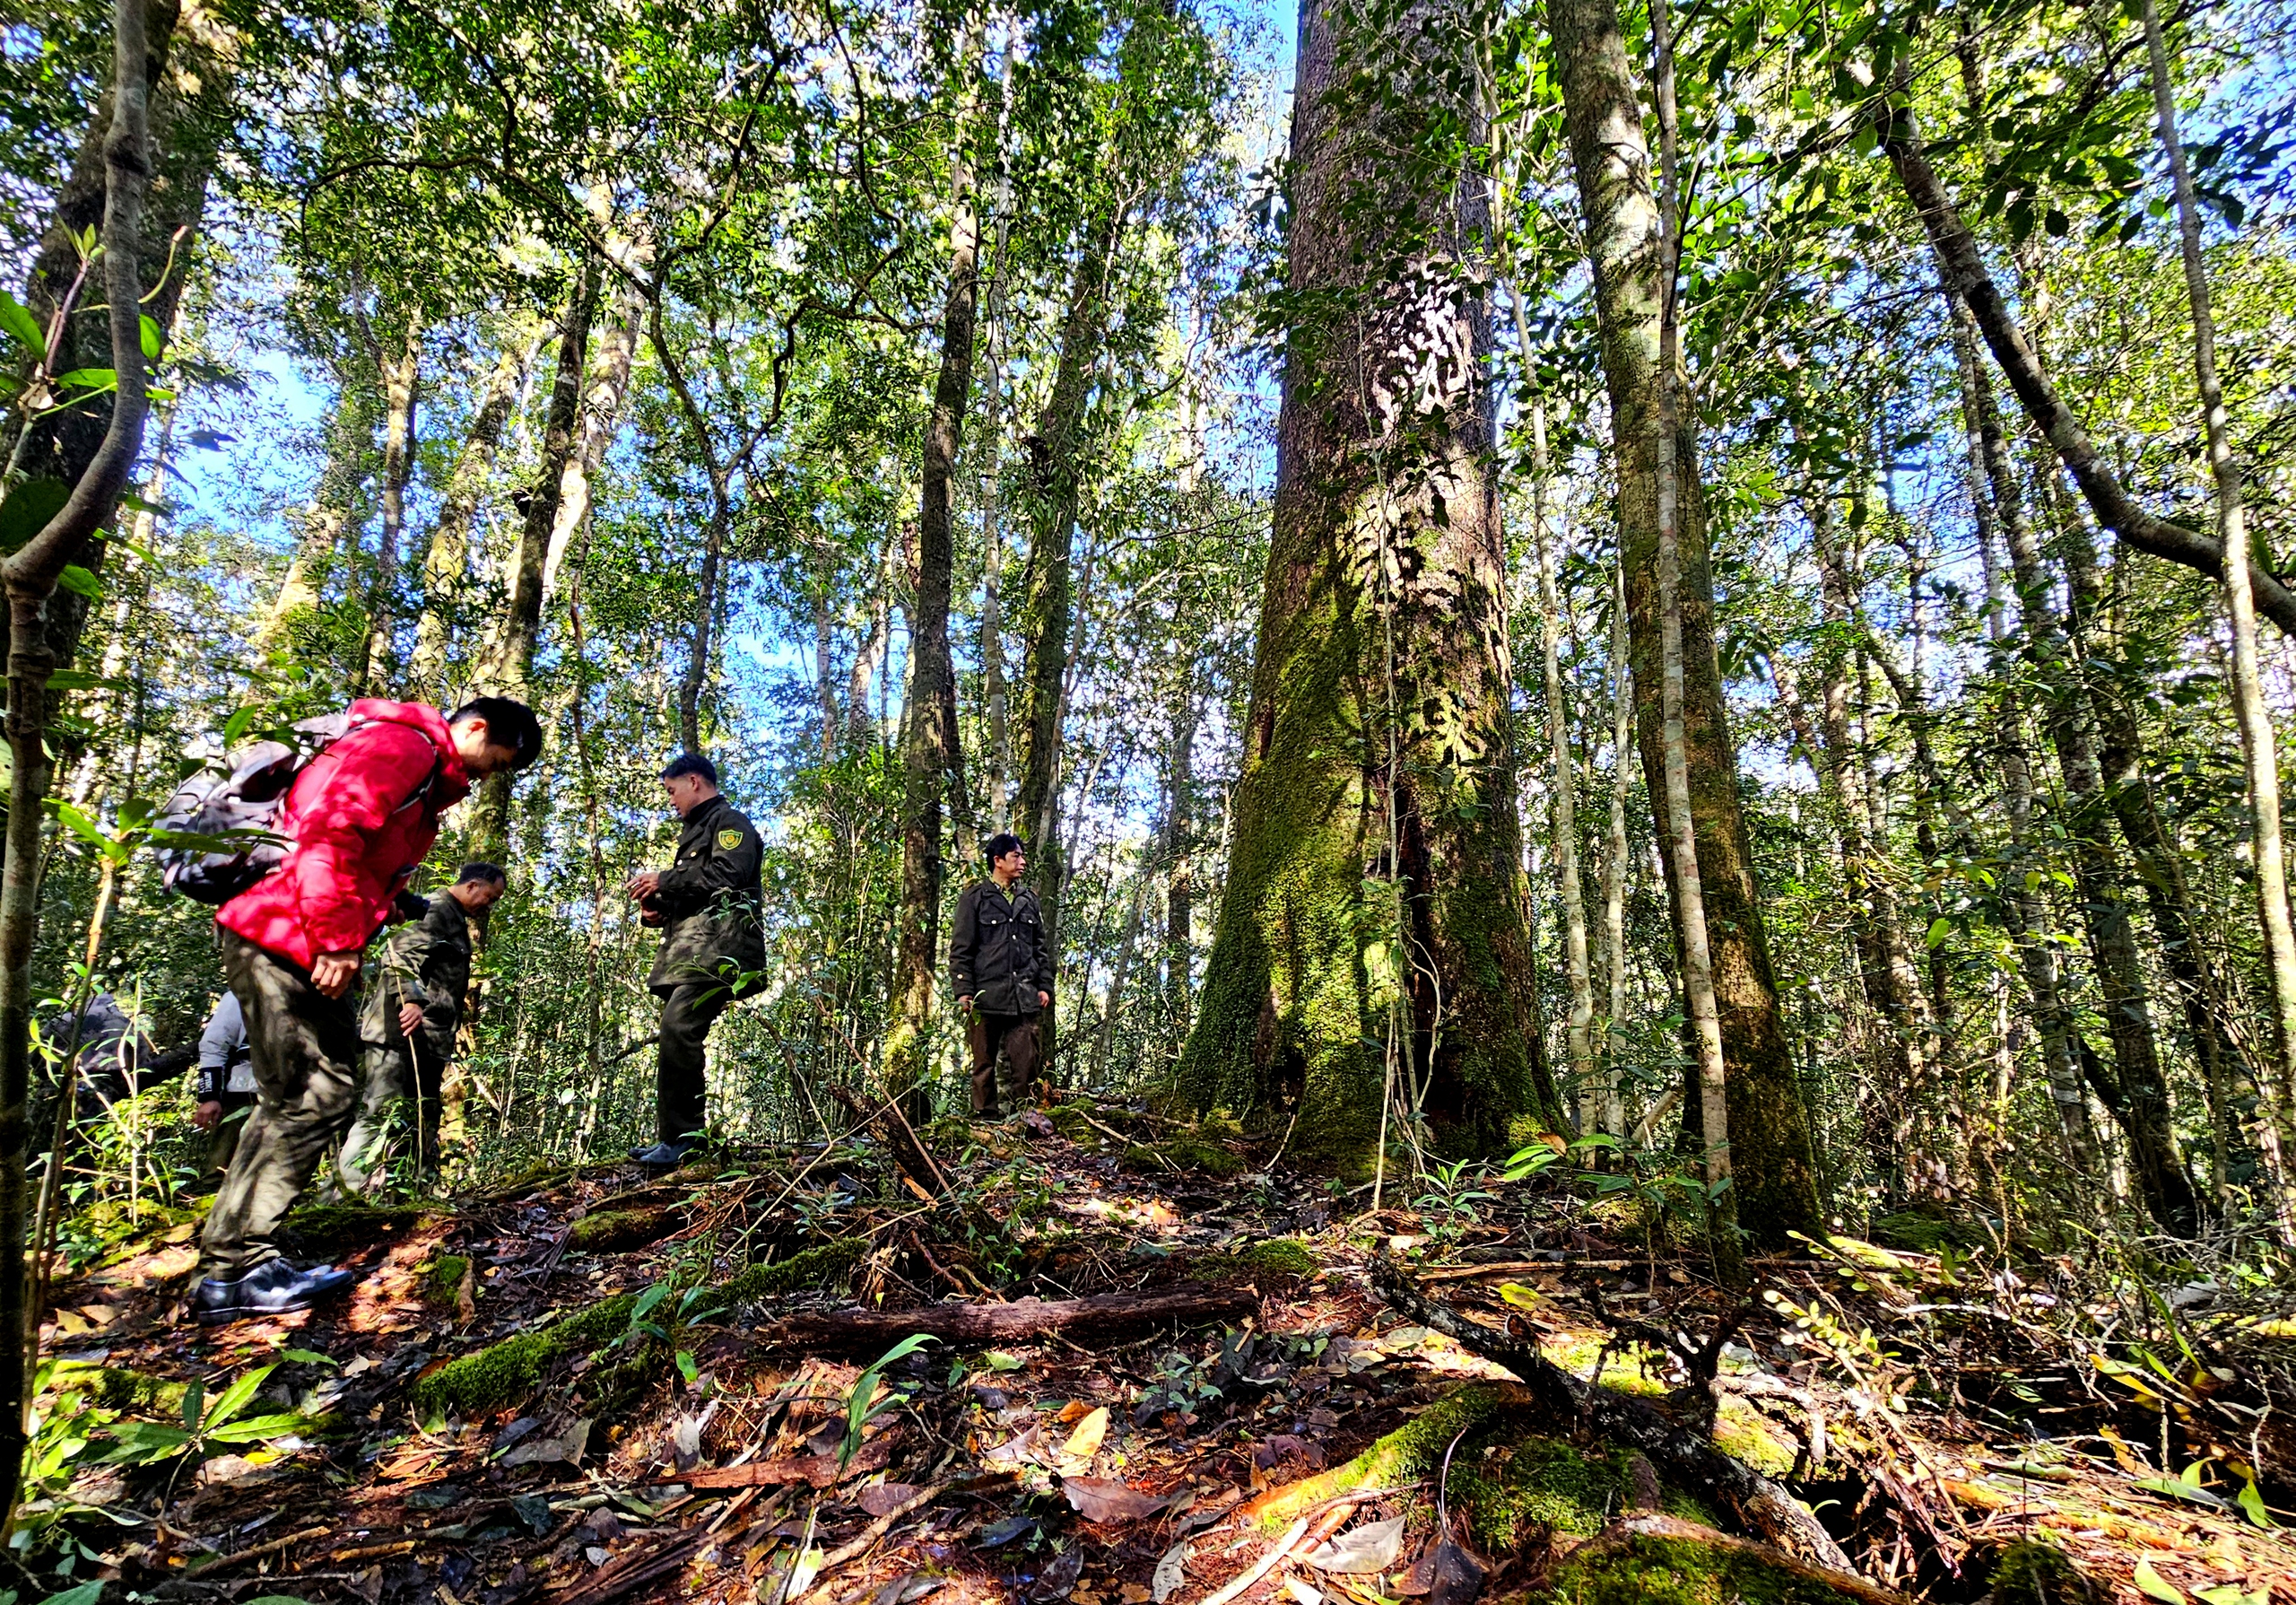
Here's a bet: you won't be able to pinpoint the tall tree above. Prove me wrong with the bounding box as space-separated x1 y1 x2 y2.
1180 0 1560 1158
413 329 535 699
1548 0 1819 1243
355 306 423 695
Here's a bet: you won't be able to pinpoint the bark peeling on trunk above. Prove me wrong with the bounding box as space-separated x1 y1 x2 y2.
1179 0 1560 1162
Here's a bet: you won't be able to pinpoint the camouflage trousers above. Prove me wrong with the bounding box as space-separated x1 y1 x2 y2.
199 929 363 1278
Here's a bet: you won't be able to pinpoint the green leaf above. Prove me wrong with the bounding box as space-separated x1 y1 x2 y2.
674 1350 699 1384
2234 1471 2274 1529
0 291 44 355
204 1412 313 1444
280 1348 335 1367
222 705 259 746
2134 1558 2187 1604
204 1363 277 1428
38 1583 104 1605
139 314 161 361
49 368 116 392
1925 917 1951 949
44 670 126 694
2135 1476 2231 1511
180 1377 205 1430
0 478 69 554
57 565 100 600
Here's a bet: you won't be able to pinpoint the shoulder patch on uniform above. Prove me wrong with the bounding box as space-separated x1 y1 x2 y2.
718 827 744 850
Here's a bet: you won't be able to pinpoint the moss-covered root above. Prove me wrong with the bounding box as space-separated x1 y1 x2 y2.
1193 1239 1318 1283
1987 1538 2098 1605
1122 1138 1246 1178
570 1206 680 1254
282 1204 427 1255
1241 1383 1531 1531
1535 1514 1904 1605
720 1236 868 1303
409 1293 638 1419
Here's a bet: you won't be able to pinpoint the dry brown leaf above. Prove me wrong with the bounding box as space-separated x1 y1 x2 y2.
1064 1477 1168 1524
1064 1407 1109 1460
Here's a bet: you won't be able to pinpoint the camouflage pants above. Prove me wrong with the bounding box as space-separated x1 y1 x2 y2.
199 929 363 1278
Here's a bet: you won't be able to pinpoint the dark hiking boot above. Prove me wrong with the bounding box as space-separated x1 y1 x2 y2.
628 1139 700 1168
194 1258 356 1325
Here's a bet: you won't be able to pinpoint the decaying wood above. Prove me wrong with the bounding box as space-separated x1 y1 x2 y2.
754 1286 1258 1353
1370 1256 1857 1574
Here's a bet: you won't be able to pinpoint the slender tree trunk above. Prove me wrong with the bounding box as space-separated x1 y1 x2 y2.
1550 0 1817 1243
1946 296 2103 1178
543 284 642 604
1599 561 1631 1134
1179 0 1560 1157
1092 867 1151 1083
1161 680 1197 1051
980 47 1016 832
260 384 374 652
6 0 234 746
2144 0 2296 1212
1519 387 1596 1130
679 507 727 755
1874 86 2296 635
413 331 533 700
472 256 601 862
885 22 986 1095
0 0 153 1517
355 307 422 696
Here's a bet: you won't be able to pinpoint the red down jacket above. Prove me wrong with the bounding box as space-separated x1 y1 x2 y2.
217 701 470 972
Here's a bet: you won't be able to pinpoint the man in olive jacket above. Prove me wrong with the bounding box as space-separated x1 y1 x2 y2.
337 862 507 1192
625 753 766 1164
949 833 1054 1118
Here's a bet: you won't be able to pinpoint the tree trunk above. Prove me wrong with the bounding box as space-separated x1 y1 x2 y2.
471 257 601 862
884 27 986 1095
1178 0 1560 1159
0 0 154 1520
1550 0 1819 1243
543 283 642 605
1874 87 2296 636
1161 679 1197 1051
6 0 234 737
258 379 374 653
1945 292 2104 1178
2143 0 2296 1210
678 508 726 755
413 330 533 700
1524 392 1596 1130
1598 562 1631 1134
355 306 423 696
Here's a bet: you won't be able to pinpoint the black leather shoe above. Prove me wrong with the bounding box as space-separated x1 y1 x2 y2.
194 1258 356 1325
628 1140 699 1167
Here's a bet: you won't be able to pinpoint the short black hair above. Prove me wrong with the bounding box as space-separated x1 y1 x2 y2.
456 861 506 886
448 697 544 770
985 833 1023 863
662 752 718 786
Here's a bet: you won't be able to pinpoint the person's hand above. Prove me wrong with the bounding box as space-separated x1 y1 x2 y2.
398 1001 425 1037
1038 990 1050 1007
626 870 663 901
958 994 973 1014
310 950 361 999
193 1100 221 1132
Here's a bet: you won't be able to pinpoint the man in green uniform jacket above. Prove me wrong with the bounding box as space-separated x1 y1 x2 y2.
337 862 507 1192
625 753 766 1164
949 833 1055 1118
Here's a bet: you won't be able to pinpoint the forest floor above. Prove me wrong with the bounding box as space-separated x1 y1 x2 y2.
23 1096 2296 1605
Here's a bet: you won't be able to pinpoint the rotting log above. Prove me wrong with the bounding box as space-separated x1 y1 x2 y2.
1370 1257 1857 1574
1539 1513 1905 1604
752 1287 1257 1353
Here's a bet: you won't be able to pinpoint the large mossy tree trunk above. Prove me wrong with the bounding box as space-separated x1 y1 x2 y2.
1178 0 1561 1162
1549 0 1822 1243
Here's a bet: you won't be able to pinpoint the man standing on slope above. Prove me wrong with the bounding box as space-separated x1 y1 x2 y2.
337 861 509 1193
950 833 1054 1120
625 753 765 1167
194 696 543 1323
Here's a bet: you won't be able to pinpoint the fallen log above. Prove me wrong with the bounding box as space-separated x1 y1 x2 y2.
754 1287 1258 1353
1370 1256 1858 1575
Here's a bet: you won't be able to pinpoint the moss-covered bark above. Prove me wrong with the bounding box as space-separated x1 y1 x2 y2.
1548 0 1821 1244
1177 0 1561 1163
1535 1516 1897 1605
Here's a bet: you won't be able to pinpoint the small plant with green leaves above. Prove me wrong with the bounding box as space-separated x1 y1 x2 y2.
1411 1156 1496 1243
840 1334 937 1472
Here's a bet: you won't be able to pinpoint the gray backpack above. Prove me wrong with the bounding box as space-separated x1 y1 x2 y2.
154 712 441 905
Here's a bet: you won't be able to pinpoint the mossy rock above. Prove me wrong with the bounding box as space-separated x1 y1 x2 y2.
1122 1138 1245 1179
720 1237 867 1303
1987 1538 2097 1604
1533 1514 1898 1604
281 1204 426 1255
408 1294 638 1419
570 1206 680 1253
1711 1396 1800 1479
1193 1238 1318 1283
426 1254 472 1302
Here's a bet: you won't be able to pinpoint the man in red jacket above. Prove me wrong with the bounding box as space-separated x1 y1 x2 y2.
194 695 544 1324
